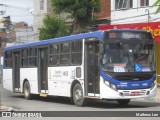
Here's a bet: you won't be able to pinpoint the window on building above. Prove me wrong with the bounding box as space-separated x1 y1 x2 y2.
29 48 37 67
140 0 149 7
40 0 44 10
115 0 133 10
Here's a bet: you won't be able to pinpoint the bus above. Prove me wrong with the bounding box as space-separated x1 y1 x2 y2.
3 29 156 106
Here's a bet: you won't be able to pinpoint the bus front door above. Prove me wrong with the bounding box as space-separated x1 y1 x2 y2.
38 47 48 94
13 51 21 92
84 40 100 97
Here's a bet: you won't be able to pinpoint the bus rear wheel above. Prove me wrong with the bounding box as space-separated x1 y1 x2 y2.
23 81 33 100
117 99 130 105
73 83 86 107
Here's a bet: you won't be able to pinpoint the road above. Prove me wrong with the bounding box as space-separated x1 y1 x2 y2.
1 84 160 119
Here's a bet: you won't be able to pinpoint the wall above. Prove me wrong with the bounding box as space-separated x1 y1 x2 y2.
111 0 160 24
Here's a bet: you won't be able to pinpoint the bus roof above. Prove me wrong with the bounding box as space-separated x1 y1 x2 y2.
4 30 104 51
4 29 149 51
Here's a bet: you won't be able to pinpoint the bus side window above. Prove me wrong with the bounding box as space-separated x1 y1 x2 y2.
49 44 59 66
4 51 12 68
21 49 28 67
71 41 82 65
29 48 37 67
60 42 70 65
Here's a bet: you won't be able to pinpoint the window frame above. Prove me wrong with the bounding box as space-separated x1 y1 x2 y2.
60 42 71 65
49 43 60 66
4 50 12 68
48 39 83 67
140 0 149 7
71 40 82 65
115 0 133 10
40 0 44 10
28 47 37 67
21 48 28 68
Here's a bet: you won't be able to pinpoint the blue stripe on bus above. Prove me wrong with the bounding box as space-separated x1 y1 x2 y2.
4 31 103 51
100 66 155 89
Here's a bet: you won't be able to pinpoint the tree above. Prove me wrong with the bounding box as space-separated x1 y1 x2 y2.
51 0 100 34
38 15 69 40
152 0 160 14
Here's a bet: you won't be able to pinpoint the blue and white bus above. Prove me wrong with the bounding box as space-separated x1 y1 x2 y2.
3 29 156 106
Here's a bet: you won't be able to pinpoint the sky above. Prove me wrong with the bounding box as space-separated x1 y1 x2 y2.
0 0 34 26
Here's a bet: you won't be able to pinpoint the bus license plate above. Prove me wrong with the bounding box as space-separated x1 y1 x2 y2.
131 91 140 96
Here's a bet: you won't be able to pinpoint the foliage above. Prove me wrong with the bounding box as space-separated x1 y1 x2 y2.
38 15 69 40
152 0 160 14
51 0 100 34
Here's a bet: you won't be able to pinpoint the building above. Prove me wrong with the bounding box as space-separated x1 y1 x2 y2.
111 0 160 24
33 0 52 40
95 0 111 25
14 22 34 44
33 0 111 40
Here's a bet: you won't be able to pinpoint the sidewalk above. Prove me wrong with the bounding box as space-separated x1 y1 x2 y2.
0 104 14 111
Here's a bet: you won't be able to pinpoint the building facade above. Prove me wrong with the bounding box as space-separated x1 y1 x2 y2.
14 22 34 44
33 0 52 40
33 0 111 40
111 0 160 24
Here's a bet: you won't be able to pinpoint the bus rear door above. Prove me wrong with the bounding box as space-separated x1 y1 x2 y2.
38 47 48 95
13 51 21 92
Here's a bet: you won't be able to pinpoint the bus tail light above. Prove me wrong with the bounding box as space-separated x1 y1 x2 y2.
76 67 81 78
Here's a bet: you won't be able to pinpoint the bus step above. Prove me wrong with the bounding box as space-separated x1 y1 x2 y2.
40 93 48 97
14 88 21 93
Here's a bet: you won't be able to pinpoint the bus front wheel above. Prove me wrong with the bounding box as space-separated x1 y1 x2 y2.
23 81 33 100
73 83 86 107
117 99 130 105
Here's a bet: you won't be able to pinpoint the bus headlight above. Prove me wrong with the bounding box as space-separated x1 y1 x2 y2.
104 80 117 91
110 84 117 91
104 80 110 87
151 80 156 89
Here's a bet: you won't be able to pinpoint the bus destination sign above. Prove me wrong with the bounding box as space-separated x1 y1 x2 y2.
107 32 151 40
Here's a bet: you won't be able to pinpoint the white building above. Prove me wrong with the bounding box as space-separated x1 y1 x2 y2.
111 0 160 24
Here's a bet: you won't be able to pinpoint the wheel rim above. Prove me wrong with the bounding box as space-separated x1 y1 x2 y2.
75 89 82 102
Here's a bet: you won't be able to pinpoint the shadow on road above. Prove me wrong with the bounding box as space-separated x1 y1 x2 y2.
11 94 160 109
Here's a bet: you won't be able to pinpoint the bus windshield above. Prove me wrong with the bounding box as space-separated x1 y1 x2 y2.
102 43 155 73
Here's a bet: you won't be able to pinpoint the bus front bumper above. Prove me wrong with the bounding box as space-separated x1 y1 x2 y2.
100 84 157 100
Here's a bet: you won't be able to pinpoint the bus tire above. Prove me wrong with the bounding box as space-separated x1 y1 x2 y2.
117 99 130 105
73 83 86 107
23 81 33 100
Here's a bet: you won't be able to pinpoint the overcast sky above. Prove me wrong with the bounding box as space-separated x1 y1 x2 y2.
0 0 33 25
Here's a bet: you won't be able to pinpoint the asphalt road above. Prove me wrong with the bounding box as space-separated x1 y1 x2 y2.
1 84 160 119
